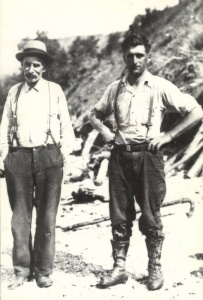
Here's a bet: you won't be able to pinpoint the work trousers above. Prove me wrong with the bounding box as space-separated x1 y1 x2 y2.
109 147 166 240
4 144 63 277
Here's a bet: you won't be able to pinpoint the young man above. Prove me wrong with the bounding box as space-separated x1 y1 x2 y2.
0 40 75 289
90 33 202 290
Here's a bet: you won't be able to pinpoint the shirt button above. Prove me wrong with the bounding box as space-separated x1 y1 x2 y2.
33 148 36 151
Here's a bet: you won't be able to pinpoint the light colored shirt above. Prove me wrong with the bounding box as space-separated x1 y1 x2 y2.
94 71 201 144
0 78 75 160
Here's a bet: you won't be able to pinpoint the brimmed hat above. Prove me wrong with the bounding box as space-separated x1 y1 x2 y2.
16 40 53 65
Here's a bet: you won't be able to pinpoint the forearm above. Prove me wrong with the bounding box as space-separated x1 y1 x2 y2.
60 122 75 157
148 107 203 151
0 104 12 160
0 113 10 169
89 111 113 137
58 91 76 157
169 107 203 140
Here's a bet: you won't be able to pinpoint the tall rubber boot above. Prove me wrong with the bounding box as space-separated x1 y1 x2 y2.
99 240 129 287
146 237 164 291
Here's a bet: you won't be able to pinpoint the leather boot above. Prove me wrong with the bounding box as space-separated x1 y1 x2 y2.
99 240 129 287
146 237 164 291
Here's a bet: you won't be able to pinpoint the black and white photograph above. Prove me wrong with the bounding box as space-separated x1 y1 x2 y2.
0 0 203 299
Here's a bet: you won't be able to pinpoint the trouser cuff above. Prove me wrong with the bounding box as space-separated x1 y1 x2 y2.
34 267 53 276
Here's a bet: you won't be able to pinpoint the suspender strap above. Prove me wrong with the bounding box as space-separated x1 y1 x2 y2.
113 77 154 138
44 129 58 147
44 81 60 149
114 78 124 129
145 85 154 138
12 83 24 146
11 81 60 149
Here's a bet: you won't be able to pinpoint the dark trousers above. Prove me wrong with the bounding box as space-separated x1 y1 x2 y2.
4 145 63 277
109 147 166 240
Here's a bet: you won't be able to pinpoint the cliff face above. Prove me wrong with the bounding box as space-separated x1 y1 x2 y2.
65 0 203 122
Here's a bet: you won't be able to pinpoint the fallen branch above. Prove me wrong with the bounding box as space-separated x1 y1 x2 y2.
162 198 194 218
186 152 203 178
166 141 203 175
58 198 194 231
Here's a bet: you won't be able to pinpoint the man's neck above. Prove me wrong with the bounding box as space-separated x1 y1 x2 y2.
27 83 36 88
26 80 39 88
128 70 148 87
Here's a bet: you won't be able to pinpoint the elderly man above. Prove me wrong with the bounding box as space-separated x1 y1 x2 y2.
90 32 202 290
0 40 75 289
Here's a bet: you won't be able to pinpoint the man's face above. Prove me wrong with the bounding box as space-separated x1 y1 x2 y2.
22 56 46 84
124 45 151 77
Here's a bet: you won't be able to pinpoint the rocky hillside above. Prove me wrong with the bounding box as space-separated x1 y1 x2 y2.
59 0 203 180
64 0 203 137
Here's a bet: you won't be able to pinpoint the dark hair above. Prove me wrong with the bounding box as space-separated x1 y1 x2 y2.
121 32 151 54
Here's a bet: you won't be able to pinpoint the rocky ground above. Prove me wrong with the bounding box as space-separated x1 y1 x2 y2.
0 173 203 300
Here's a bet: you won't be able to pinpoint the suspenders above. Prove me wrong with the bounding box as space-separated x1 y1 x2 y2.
113 79 124 131
43 81 58 147
11 83 24 146
144 84 154 138
12 81 59 148
114 77 154 138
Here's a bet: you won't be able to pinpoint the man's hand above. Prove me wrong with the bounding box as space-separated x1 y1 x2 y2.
0 169 6 178
0 157 6 178
148 133 172 152
101 127 115 144
89 110 115 145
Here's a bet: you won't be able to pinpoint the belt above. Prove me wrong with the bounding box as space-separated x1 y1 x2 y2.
114 143 149 152
9 143 57 152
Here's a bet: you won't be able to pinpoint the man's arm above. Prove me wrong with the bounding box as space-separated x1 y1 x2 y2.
58 86 76 158
0 90 13 172
148 106 203 151
89 109 115 143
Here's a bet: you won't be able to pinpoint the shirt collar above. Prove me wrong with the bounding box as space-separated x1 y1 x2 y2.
123 71 153 88
143 71 153 88
24 78 46 93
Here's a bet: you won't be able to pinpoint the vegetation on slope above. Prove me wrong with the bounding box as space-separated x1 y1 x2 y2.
0 0 202 171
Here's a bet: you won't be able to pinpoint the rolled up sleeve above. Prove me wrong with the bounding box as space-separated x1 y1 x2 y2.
161 79 201 114
94 84 113 117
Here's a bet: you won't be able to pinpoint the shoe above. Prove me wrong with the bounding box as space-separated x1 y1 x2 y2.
8 276 28 290
35 274 53 288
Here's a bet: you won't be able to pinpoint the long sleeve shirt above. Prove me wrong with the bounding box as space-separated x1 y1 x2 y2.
94 71 201 144
0 78 75 161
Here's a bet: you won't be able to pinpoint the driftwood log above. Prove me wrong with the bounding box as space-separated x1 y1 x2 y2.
165 123 203 178
59 198 194 232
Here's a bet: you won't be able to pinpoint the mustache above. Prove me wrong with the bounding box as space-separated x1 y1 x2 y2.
25 74 37 78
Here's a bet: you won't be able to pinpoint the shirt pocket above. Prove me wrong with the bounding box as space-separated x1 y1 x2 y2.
116 94 131 125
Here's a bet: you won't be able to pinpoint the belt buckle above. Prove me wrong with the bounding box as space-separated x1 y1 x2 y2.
126 145 131 152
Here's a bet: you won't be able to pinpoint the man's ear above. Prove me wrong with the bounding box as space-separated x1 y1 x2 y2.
147 53 151 61
42 64 46 73
41 59 47 73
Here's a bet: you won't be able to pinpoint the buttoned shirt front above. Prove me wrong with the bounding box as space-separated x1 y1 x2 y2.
0 78 75 160
94 71 200 144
